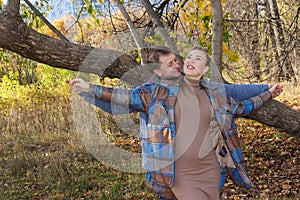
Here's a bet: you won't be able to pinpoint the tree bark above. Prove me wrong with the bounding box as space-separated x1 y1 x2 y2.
0 1 299 138
251 1 261 81
266 0 294 81
247 100 300 138
114 0 145 63
140 0 179 54
210 0 223 78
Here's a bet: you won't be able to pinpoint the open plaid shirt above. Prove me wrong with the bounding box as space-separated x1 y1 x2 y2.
85 77 271 199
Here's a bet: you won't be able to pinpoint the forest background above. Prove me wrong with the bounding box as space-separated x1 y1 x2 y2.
0 0 299 199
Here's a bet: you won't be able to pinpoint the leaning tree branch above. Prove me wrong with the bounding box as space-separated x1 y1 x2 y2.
247 100 300 138
0 7 139 78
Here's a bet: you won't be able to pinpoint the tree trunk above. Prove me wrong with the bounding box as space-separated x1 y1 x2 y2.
0 1 299 138
140 0 179 54
251 1 261 81
266 0 294 81
210 0 223 79
114 0 145 63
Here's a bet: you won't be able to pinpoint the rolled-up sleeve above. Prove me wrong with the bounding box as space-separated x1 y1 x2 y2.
231 90 272 116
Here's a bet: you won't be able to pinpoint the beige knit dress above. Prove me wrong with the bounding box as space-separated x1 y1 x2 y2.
171 77 220 200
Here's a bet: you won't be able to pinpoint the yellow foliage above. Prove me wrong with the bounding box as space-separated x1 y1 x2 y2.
223 44 239 62
173 5 177 12
179 0 212 45
39 20 67 39
187 1 194 8
182 12 189 23
202 10 212 18
195 0 205 10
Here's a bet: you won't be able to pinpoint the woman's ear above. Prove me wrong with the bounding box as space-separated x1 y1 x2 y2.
203 66 209 75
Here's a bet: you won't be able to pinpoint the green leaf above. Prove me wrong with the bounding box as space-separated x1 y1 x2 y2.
223 30 230 43
88 5 94 15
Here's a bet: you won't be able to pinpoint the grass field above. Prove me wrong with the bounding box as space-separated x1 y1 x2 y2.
0 82 299 199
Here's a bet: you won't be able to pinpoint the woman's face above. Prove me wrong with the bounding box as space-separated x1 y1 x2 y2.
183 49 209 80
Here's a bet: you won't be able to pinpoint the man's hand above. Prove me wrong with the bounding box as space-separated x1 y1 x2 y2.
66 78 90 94
269 84 283 98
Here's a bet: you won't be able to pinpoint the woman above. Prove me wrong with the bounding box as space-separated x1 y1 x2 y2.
170 47 220 199
68 47 280 200
168 46 275 199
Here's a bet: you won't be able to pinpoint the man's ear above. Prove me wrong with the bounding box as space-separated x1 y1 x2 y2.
154 69 161 77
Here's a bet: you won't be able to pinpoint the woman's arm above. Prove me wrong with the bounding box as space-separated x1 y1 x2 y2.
224 84 269 100
231 84 280 116
224 83 283 100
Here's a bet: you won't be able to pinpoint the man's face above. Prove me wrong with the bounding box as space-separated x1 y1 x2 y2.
154 53 181 80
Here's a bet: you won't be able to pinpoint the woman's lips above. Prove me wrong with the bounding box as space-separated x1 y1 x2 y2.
186 64 195 70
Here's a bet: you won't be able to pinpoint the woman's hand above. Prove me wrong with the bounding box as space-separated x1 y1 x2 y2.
269 84 283 98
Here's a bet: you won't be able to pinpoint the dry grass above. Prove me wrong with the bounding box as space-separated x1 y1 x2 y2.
0 82 299 199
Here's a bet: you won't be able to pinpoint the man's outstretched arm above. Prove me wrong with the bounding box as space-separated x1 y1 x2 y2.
79 91 134 114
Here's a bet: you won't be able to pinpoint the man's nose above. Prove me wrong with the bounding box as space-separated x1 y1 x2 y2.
173 61 180 68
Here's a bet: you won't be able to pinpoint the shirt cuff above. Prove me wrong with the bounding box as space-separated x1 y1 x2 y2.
88 84 96 98
259 90 272 103
90 84 103 99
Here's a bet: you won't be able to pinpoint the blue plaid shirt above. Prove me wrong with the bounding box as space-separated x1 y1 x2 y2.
81 77 270 199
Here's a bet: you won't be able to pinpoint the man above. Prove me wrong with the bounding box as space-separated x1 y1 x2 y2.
67 46 282 199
